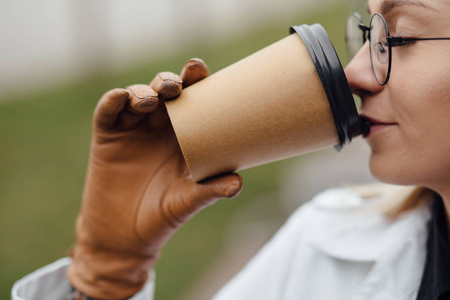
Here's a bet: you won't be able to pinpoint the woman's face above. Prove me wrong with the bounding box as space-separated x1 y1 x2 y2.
345 0 450 191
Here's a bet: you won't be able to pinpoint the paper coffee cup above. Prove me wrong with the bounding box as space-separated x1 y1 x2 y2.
166 24 366 182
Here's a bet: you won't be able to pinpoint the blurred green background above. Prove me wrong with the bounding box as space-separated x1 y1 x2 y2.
0 2 363 299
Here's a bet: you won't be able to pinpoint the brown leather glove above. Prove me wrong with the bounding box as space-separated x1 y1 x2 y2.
67 58 243 300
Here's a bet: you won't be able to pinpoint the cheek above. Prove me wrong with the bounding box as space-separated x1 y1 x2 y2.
369 49 450 186
396 48 450 137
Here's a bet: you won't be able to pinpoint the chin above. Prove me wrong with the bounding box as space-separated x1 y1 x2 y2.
368 156 418 187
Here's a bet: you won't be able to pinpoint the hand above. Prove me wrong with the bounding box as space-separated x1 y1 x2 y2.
67 59 243 300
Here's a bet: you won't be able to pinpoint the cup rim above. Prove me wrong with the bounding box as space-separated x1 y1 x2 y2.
290 24 367 150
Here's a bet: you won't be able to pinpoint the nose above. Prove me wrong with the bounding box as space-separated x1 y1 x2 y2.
344 42 383 98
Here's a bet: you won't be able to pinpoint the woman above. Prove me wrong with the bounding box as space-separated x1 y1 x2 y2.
12 0 450 299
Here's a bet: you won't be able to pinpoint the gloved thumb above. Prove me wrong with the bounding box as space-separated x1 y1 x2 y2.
188 173 243 212
157 172 242 228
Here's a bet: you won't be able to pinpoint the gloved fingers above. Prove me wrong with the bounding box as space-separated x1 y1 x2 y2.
180 58 210 88
149 72 182 100
126 84 159 113
94 88 129 130
116 84 159 130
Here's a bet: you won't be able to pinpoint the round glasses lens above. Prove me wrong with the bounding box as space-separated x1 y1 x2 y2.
369 13 389 85
346 13 365 60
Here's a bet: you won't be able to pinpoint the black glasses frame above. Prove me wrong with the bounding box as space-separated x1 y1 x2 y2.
348 12 450 86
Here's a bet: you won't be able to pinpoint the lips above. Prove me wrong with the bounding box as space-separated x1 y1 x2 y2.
359 115 397 137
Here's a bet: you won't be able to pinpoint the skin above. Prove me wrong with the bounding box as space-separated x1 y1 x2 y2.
344 0 450 217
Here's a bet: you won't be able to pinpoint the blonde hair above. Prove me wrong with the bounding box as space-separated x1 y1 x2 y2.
348 184 433 218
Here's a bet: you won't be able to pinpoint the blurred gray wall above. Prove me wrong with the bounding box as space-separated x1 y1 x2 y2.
0 0 342 100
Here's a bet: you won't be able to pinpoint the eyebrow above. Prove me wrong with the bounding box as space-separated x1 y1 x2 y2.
378 0 436 16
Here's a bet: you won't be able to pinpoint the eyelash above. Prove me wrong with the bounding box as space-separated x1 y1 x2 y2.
387 36 417 47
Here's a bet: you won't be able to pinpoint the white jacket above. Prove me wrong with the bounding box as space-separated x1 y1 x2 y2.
12 188 430 300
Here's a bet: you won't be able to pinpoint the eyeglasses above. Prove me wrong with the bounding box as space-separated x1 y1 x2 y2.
346 12 450 86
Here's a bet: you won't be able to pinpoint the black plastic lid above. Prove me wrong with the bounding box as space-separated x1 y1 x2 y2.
290 24 368 151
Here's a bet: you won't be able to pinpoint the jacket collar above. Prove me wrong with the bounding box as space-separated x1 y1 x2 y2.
309 194 431 299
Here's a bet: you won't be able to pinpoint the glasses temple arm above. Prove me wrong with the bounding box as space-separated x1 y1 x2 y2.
387 36 450 47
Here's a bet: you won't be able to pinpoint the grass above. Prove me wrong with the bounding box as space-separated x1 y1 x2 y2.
0 3 349 299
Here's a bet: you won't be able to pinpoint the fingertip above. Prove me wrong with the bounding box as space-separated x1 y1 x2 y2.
223 173 243 198
94 88 129 128
126 84 159 113
181 58 210 88
100 88 129 107
203 172 243 199
149 72 182 100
